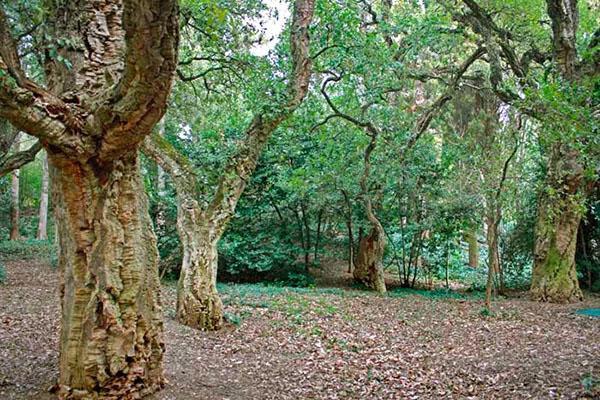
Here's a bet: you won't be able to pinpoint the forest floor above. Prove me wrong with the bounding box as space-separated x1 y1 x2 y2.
1 259 599 399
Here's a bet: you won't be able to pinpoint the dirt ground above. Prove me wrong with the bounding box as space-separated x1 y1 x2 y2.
1 259 599 399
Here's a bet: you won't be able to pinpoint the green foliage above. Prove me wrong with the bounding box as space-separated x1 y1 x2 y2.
0 261 5 284
389 287 482 301
0 239 56 262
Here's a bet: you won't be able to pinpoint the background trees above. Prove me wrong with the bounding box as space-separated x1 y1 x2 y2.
0 0 598 396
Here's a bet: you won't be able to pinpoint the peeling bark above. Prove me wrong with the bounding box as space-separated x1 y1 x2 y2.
0 0 179 397
52 151 165 399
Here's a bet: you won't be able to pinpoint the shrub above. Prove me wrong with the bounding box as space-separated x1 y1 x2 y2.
0 239 56 262
281 271 315 288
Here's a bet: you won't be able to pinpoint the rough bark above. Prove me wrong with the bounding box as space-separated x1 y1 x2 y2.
37 151 49 240
530 0 585 303
352 130 386 294
0 141 41 176
142 134 223 331
142 0 315 330
531 145 584 302
485 213 500 310
354 223 387 294
51 151 165 399
0 0 179 397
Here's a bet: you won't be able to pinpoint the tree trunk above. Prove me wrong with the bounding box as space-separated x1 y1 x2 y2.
345 217 354 273
175 200 224 331
51 151 165 399
36 151 49 240
530 1 585 303
341 190 355 273
465 229 479 268
10 167 20 240
9 133 20 240
353 223 386 293
531 145 583 303
300 202 311 269
485 216 500 310
314 208 323 263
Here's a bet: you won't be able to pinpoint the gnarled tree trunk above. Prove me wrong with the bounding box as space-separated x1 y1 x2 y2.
0 0 179 396
530 0 587 303
52 151 165 399
352 127 386 294
142 0 315 330
531 146 583 302
176 218 224 330
353 221 386 293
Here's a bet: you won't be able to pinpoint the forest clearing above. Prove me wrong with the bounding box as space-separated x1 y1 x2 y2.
0 0 599 398
1 257 599 399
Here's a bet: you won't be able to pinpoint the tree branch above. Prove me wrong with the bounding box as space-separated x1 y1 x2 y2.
141 132 203 202
0 140 42 176
97 0 180 163
206 0 316 237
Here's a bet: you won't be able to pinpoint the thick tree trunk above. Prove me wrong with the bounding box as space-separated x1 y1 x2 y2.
353 222 386 294
36 151 49 240
9 132 20 240
531 145 583 303
51 152 165 399
530 1 585 303
175 201 223 331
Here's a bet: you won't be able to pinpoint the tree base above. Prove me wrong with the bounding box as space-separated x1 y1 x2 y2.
530 285 583 303
57 377 164 400
177 292 224 331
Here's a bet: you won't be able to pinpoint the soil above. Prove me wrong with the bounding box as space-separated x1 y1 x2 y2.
1 259 599 399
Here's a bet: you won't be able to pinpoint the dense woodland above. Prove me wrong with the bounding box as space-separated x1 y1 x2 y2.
0 0 598 398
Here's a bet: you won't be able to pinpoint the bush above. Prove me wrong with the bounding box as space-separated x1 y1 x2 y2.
281 271 315 288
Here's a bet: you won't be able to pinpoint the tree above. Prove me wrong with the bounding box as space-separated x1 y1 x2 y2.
529 0 591 302
0 0 179 397
9 132 20 240
453 0 598 302
0 119 41 177
142 0 315 330
36 150 48 240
